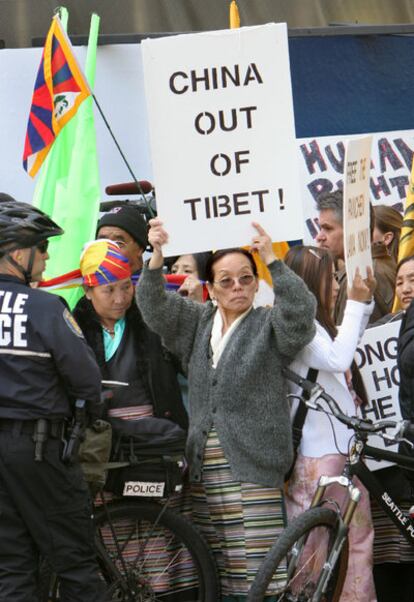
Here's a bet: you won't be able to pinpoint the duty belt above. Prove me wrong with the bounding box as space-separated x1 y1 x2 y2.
0 418 65 438
0 418 68 462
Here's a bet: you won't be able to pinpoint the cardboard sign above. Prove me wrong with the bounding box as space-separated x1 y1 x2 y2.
343 136 373 280
355 321 402 470
142 23 304 256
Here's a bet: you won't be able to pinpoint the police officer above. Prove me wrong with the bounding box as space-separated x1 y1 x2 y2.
0 195 106 601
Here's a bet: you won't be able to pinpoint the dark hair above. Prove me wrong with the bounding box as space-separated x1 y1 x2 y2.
397 254 414 275
373 205 403 263
205 248 258 283
284 245 337 339
165 251 212 281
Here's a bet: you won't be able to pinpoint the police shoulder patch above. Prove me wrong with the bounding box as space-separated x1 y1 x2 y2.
63 308 84 338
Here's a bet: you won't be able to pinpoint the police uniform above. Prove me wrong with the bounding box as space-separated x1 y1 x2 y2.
0 274 106 601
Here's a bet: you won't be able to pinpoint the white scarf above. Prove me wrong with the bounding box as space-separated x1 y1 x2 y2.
210 306 252 368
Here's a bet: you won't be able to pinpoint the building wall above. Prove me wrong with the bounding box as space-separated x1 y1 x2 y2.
1 0 414 48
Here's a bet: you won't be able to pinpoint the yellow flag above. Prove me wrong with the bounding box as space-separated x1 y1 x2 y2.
392 158 414 312
243 241 290 288
229 1 240 28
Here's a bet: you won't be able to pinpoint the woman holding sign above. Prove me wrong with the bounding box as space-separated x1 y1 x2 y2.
136 218 316 599
284 245 377 602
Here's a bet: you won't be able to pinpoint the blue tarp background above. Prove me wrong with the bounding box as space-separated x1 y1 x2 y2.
290 34 414 137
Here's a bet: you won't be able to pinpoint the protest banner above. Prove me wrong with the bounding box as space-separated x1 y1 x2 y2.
355 321 402 469
141 23 303 256
343 136 373 280
299 129 413 243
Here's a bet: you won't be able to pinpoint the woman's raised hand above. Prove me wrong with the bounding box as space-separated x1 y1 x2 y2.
348 266 376 303
250 222 276 265
177 274 204 302
148 218 169 269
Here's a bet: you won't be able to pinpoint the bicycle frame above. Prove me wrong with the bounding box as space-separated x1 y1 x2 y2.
298 437 414 600
351 444 414 546
309 439 414 547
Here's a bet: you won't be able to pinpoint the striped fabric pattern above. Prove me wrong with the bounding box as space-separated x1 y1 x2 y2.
80 240 131 287
97 500 199 594
97 401 199 595
190 428 287 595
371 498 414 564
107 404 154 420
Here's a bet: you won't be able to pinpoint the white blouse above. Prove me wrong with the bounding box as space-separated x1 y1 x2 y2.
288 299 373 457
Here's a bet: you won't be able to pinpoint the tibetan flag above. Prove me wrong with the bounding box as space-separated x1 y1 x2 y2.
39 272 209 300
229 1 241 29
392 157 414 311
23 14 91 177
33 12 100 309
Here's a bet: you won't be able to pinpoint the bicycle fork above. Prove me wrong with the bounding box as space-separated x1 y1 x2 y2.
306 474 361 601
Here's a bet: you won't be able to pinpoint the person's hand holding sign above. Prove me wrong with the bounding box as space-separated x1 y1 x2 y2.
250 222 277 266
148 218 168 269
348 266 376 303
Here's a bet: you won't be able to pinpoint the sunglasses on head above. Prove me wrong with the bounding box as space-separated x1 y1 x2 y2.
36 240 49 254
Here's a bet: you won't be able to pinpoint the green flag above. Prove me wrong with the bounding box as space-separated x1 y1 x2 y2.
33 12 101 309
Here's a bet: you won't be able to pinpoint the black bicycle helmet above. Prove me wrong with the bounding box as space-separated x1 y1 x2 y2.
0 193 63 252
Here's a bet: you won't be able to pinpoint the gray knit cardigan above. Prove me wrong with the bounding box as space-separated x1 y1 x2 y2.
136 260 316 488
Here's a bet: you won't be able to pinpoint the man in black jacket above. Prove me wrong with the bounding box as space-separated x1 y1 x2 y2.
0 195 106 601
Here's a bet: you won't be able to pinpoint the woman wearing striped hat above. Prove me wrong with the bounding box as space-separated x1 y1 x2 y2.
73 239 188 429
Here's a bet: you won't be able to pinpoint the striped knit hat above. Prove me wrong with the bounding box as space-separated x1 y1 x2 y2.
80 239 131 287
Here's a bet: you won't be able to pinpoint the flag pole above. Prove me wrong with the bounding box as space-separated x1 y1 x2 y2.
229 1 241 29
91 94 155 218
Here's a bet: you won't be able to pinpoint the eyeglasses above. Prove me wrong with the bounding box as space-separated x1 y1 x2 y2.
36 240 49 254
213 274 255 289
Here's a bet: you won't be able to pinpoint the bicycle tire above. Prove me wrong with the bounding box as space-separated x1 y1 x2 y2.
247 507 348 602
41 499 219 602
94 499 219 602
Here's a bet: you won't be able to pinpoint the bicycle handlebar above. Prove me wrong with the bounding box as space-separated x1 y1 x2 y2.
283 367 414 443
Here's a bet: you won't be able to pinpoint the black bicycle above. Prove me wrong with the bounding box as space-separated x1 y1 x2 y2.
247 367 414 602
41 483 219 602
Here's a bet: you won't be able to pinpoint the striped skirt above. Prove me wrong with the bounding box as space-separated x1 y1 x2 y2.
190 428 287 596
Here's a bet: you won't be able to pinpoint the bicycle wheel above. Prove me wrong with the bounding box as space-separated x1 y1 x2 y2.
247 507 348 602
95 499 219 602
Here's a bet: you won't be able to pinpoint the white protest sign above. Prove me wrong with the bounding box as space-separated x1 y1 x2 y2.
343 136 373 280
355 321 402 470
298 129 413 244
142 23 303 256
